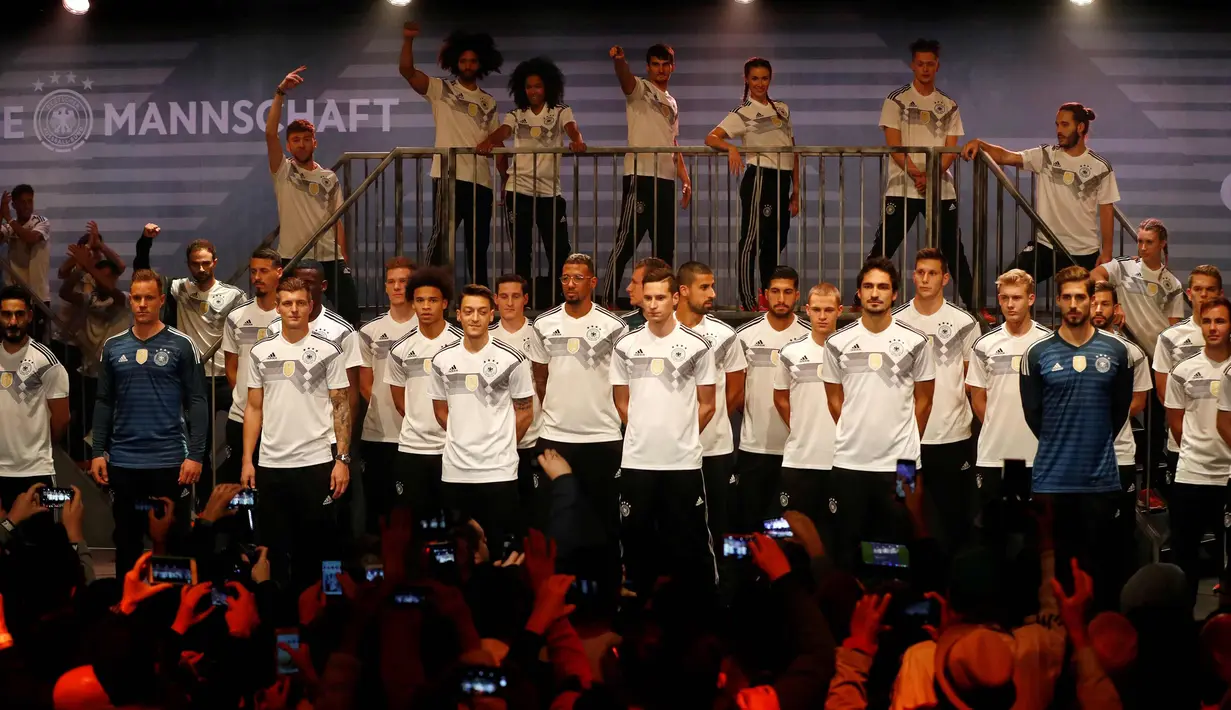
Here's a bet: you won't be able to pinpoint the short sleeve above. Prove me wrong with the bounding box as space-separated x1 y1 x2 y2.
425 76 445 101
1164 369 1186 409
272 158 290 183
912 337 937 382
384 344 407 386
961 322 979 363
718 112 745 139
1019 147 1045 174
965 347 989 389
1131 352 1152 393
1152 334 1173 374
1097 170 1121 205
946 106 965 138
44 363 70 399
878 98 901 131
326 348 349 390
525 325 549 364
341 331 363 369
610 345 629 386
694 348 716 387
246 349 264 389
358 331 374 368
427 362 447 401
773 352 791 391
32 219 50 241
723 335 748 374
1102 260 1123 287
1165 290 1185 320
560 106 576 127
1220 366 1231 412
822 340 844 384
510 359 534 400
221 315 240 355
502 111 517 131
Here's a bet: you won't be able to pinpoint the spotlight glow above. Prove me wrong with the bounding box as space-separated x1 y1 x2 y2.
1070 0 1094 5
63 0 89 14
387 0 412 6
735 0 755 4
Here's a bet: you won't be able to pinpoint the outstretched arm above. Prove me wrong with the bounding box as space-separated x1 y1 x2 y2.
266 66 306 174
609 45 637 96
399 22 431 96
960 139 1024 167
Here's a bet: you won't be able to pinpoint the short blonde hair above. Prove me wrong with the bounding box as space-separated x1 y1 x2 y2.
995 268 1035 296
1190 264 1223 290
806 282 842 306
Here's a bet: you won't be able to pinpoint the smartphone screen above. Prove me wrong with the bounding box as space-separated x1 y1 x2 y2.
391 586 428 606
210 587 229 607
762 517 793 539
228 489 257 509
1003 459 1031 502
419 510 449 532
276 629 300 675
860 541 910 569
900 598 941 627
460 666 508 696
149 556 196 585
365 564 384 582
722 534 751 559
39 487 74 508
322 560 343 596
426 541 456 566
133 498 165 515
895 459 917 499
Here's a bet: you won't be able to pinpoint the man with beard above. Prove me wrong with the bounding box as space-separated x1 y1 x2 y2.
735 265 808 528
1021 266 1133 608
823 257 933 568
400 22 503 286
0 285 69 510
527 254 627 543
1091 280 1151 594
91 269 209 577
135 227 246 476
265 66 359 324
0 185 51 337
220 248 284 484
674 261 746 543
962 102 1120 284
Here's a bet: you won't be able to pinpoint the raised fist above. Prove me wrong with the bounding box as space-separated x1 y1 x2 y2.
609 46 625 61
142 223 160 239
403 21 420 40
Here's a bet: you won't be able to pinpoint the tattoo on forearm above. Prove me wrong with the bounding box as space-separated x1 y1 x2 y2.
330 389 351 451
513 396 533 412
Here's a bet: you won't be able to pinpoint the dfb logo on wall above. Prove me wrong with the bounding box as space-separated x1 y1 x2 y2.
32 72 94 153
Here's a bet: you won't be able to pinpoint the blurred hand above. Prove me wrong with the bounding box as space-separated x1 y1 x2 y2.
62 485 86 543
248 546 271 584
67 243 93 268
522 528 557 592
493 550 524 568
1052 557 1095 648
170 582 215 635
147 497 176 550
783 510 824 559
278 66 307 94
85 220 100 246
960 140 981 161
329 462 349 499
526 574 575 635
844 593 892 656
789 192 800 218
680 182 692 210
178 459 202 486
569 139 587 153
89 457 109 486
609 45 624 61
903 473 927 532
120 551 175 615
241 462 257 490
922 591 957 641
476 139 497 156
726 147 743 175
6 482 49 526
255 676 290 710
537 449 572 481
141 223 160 239
748 533 790 582
199 483 243 523
468 518 491 565
278 640 318 691
0 593 10 649
225 581 261 638
298 581 326 627
0 191 10 217
403 21 420 40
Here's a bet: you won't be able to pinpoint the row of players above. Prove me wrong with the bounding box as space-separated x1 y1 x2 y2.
4 229 1225 597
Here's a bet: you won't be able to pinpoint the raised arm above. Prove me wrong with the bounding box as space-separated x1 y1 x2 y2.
960 139 1024 167
609 45 637 96
266 66 306 175
399 22 431 96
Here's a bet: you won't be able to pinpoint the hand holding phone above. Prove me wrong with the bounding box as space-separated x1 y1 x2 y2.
322 561 343 596
275 628 300 675
762 517 793 539
860 541 910 569
38 487 74 509
229 489 257 509
895 459 916 500
459 665 509 696
148 556 198 585
426 541 456 566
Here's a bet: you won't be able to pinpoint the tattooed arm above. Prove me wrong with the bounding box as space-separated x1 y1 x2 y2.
328 387 351 499
513 396 534 442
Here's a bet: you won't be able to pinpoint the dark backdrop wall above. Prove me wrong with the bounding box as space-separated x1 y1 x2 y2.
2 0 1228 285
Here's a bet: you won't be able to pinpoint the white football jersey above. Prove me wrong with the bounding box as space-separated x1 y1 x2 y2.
425 76 498 187
1154 318 1204 453
879 84 963 200
1018 145 1120 256
965 322 1051 467
717 98 794 171
775 334 835 470
503 105 576 197
690 315 747 457
1166 351 1231 486
222 299 280 423
1107 331 1152 467
1101 257 1185 355
169 278 247 377
359 312 418 443
384 324 464 454
247 332 349 468
272 159 342 262
489 318 543 449
736 314 809 455
0 340 69 477
892 300 979 444
625 78 679 180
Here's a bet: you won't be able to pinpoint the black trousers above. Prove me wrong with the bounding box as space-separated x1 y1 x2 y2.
428 179 493 287
506 193 572 282
779 467 829 543
1168 480 1231 602
442 480 521 552
516 447 546 532
921 439 978 553
601 175 676 303
361 441 400 533
52 342 96 462
1049 491 1126 612
702 453 737 544
737 166 793 310
218 419 254 486
280 258 359 325
256 462 343 593
109 466 193 580
1004 240 1098 288
618 468 718 594
866 197 973 308
396 452 444 521
1142 394 1172 497
0 475 55 514
201 376 232 488
737 451 784 532
828 468 912 570
974 464 1035 510
537 439 623 543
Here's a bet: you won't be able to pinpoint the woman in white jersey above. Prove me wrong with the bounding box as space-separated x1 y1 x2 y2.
704 58 799 311
478 58 586 303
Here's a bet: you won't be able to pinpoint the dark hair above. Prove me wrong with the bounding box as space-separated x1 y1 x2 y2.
495 273 529 295
676 261 713 288
286 119 315 137
1200 296 1231 319
1092 280 1118 304
909 38 941 59
385 256 416 273
293 259 326 279
915 247 949 274
251 247 282 264
1058 102 1097 136
509 57 564 111
185 239 217 261
641 266 677 295
277 276 309 297
564 253 596 276
766 265 800 291
11 184 33 200
857 257 900 293
646 44 674 65
96 259 122 276
409 266 454 303
0 284 32 309
741 57 787 122
1055 265 1094 296
130 268 164 292
438 31 504 80
460 283 496 309
634 257 670 273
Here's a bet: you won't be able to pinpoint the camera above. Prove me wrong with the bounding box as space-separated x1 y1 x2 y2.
39 487 74 508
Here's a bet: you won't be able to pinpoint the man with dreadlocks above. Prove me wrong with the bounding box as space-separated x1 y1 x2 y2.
477 57 586 290
704 57 799 311
400 21 503 287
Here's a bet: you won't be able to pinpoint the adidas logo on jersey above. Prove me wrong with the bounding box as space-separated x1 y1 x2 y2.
851 344 861 351
754 340 765 347
800 355 809 362
551 329 562 336
267 352 278 360
1051 362 1063 372
243 319 253 326
379 333 388 340
118 354 128 362
994 348 1004 355
448 365 458 373
633 349 645 356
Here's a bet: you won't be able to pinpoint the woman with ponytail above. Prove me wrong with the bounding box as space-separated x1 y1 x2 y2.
705 58 799 310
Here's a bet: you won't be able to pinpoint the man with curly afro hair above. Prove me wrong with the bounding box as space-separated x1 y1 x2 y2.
400 22 505 287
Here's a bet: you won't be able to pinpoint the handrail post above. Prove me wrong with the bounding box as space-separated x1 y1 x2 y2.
925 147 942 249
972 157 988 312
394 154 405 256
446 148 458 290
